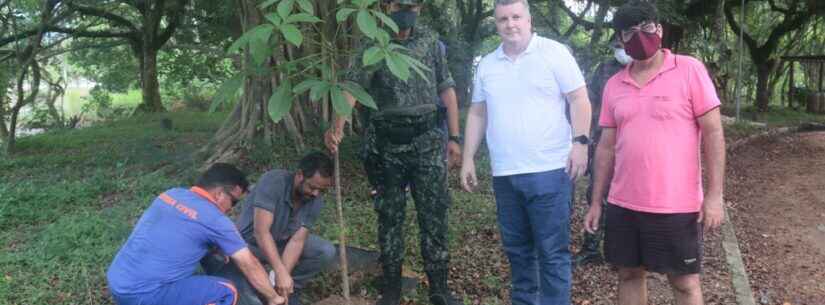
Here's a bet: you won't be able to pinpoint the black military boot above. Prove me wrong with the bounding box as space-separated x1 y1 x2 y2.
573 232 603 267
427 269 462 305
376 264 402 305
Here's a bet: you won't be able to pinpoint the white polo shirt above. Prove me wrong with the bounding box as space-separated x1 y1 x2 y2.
471 34 585 176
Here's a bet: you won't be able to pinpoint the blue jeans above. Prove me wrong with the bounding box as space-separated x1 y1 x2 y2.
111 275 237 305
493 168 572 305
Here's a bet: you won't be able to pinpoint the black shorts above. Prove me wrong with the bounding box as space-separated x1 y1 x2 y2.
603 203 702 275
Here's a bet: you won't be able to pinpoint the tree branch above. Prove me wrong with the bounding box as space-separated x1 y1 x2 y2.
557 0 595 31
161 42 224 56
155 0 188 49
562 0 593 39
724 0 760 56
65 1 138 32
767 0 790 14
46 25 135 39
763 10 811 55
42 41 127 60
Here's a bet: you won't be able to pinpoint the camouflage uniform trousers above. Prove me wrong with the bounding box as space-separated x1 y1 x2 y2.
362 115 451 291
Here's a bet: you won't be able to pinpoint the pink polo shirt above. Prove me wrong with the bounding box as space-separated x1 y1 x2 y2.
599 49 720 214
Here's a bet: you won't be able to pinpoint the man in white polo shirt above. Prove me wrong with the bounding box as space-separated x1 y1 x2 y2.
460 0 591 304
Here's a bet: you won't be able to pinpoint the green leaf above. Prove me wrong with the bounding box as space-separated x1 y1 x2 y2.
336 8 356 23
293 79 324 94
249 24 275 40
285 13 322 24
250 39 272 65
227 35 249 54
280 24 303 47
362 46 383 66
319 65 332 81
359 0 378 9
399 54 430 84
356 10 378 39
376 30 391 46
259 0 279 9
249 24 275 65
211 75 245 112
341 81 377 110
373 11 398 33
330 86 352 117
296 0 314 14
264 13 282 26
268 83 294 123
385 52 410 81
227 24 273 54
277 0 294 19
398 53 432 84
309 82 330 102
387 42 404 51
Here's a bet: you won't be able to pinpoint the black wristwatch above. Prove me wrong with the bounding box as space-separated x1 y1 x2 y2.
572 135 590 145
448 135 463 145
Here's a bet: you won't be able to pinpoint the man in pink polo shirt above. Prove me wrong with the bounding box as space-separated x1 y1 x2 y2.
583 2 725 305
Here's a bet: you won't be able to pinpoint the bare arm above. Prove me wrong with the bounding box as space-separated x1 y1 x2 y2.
566 86 592 140
231 248 284 305
584 128 615 233
253 208 293 294
697 107 726 230
565 86 592 180
460 102 487 192
324 92 358 154
253 208 288 275
440 87 462 168
590 128 616 206
280 227 309 272
440 87 460 139
462 103 487 163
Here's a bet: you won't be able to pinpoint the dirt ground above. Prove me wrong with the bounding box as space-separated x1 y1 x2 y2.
310 132 825 305
442 181 739 305
567 192 736 305
727 131 825 305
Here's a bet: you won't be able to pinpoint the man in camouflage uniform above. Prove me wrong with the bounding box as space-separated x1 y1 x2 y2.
324 1 462 304
574 35 631 266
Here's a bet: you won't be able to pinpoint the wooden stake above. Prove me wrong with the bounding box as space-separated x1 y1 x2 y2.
334 151 351 305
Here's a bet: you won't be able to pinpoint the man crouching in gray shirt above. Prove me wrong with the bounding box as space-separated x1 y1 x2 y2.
206 152 336 305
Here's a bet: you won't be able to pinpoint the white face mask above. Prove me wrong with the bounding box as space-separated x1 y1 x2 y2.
614 48 633 65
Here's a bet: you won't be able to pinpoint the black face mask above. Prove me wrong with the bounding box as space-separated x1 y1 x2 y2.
390 9 417 31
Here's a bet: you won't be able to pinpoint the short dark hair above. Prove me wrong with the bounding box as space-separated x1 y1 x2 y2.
298 151 334 178
612 1 658 31
195 163 249 192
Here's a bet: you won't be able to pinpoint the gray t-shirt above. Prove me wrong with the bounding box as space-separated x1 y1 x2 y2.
236 170 323 246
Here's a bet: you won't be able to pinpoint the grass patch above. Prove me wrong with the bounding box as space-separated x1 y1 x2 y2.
722 105 825 127
3 104 816 304
63 89 143 118
0 110 501 304
0 112 225 305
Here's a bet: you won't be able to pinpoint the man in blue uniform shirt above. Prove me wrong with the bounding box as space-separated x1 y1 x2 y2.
107 163 284 305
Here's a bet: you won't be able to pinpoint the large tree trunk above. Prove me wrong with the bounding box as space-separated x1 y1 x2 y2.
43 71 65 127
709 0 730 103
200 0 277 165
133 0 186 113
134 47 165 113
7 61 41 154
0 88 9 141
754 60 777 112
